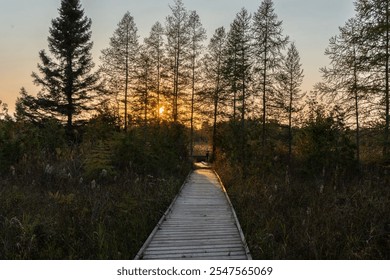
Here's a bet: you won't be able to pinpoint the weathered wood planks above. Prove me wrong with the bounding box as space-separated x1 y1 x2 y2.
134 168 251 260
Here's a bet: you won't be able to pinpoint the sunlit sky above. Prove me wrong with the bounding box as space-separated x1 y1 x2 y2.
0 0 355 114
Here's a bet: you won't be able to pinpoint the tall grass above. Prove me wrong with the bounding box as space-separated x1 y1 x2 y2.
215 156 390 259
0 118 190 259
0 174 184 259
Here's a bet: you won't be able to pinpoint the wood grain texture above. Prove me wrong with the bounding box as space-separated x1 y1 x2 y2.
134 169 252 260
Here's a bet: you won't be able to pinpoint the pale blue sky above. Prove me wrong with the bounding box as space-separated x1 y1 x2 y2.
0 0 355 114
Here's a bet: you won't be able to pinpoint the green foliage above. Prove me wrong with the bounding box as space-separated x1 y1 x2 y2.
0 120 19 174
81 112 121 180
114 122 190 177
0 119 66 175
295 108 357 180
215 120 241 163
216 119 290 178
83 140 116 180
0 100 9 120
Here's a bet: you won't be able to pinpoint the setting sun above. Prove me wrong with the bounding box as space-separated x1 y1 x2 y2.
159 106 165 115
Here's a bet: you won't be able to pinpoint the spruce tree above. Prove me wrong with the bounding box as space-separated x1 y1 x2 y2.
19 0 101 136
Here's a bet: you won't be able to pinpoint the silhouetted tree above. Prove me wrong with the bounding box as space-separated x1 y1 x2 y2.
355 0 390 160
224 8 253 177
18 0 101 138
100 11 139 131
203 27 228 159
144 22 165 121
276 42 304 166
188 11 206 155
165 0 190 123
319 17 367 164
0 100 9 120
134 49 154 126
252 0 288 147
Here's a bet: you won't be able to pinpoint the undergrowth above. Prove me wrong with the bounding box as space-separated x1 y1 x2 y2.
0 118 190 259
215 157 390 260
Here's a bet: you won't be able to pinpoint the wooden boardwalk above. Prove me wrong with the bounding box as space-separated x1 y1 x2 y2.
134 166 251 260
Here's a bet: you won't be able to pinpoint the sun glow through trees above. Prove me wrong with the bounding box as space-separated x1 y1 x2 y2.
159 106 165 115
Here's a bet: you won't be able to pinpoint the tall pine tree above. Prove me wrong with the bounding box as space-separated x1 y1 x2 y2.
355 0 390 160
144 22 165 121
18 0 101 137
276 42 304 166
165 0 190 123
188 11 206 156
134 48 154 126
319 17 367 164
100 12 139 131
224 8 253 177
203 27 228 159
252 0 288 147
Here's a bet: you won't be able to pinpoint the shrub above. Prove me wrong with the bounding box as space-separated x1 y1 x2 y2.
113 122 189 177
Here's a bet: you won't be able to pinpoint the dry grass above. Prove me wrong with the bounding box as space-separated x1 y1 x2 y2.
215 159 390 259
0 163 187 259
0 121 190 259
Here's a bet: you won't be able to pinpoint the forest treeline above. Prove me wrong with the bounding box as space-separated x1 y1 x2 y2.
0 0 389 259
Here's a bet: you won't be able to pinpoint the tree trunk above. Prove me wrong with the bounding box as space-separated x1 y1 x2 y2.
124 28 129 132
212 61 221 160
212 94 218 160
233 53 237 121
262 37 268 149
353 45 361 165
190 55 195 156
384 1 390 160
173 28 181 123
66 55 74 139
241 50 247 179
288 80 293 165
144 68 149 127
157 48 161 122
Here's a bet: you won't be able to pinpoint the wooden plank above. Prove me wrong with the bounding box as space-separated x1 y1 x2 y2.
152 235 243 242
146 237 243 245
145 243 244 251
158 228 237 232
146 241 244 250
145 245 246 252
134 169 251 260
143 251 247 260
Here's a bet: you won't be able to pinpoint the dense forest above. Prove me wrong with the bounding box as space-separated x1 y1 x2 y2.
0 0 389 259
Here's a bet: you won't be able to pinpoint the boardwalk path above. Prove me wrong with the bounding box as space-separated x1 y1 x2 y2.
135 166 251 260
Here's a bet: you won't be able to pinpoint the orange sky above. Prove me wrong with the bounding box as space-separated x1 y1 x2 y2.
0 0 355 116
